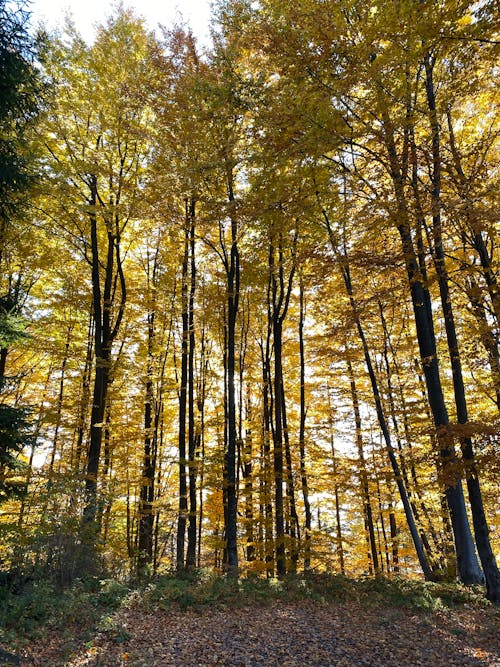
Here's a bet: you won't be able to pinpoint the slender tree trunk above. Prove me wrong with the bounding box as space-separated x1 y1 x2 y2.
224 172 240 575
186 197 197 569
346 357 379 574
243 384 255 563
375 467 390 573
281 378 300 571
73 309 94 474
0 347 7 381
260 334 274 576
272 314 286 577
388 493 399 573
424 59 499 601
378 298 440 570
343 255 433 578
82 177 126 532
48 324 73 481
330 407 345 575
269 231 297 576
382 114 482 584
138 309 156 574
298 279 312 569
176 219 189 570
197 327 208 568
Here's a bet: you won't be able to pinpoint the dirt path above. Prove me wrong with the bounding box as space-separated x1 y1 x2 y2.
18 600 500 666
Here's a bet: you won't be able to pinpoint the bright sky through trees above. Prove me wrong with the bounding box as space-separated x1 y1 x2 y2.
29 0 212 42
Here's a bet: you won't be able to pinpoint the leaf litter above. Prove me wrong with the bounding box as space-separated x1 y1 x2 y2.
13 598 500 667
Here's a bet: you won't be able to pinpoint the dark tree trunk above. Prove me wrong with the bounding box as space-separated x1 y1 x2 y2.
243 384 255 562
375 470 390 572
329 404 345 575
338 241 433 578
378 298 441 571
346 357 379 574
272 315 286 577
424 59 499 601
388 499 399 573
0 347 7 383
82 176 126 532
186 198 197 570
281 378 300 571
224 172 240 575
269 231 297 577
298 279 312 569
73 309 94 474
176 220 189 571
260 331 274 576
138 290 157 574
382 114 482 584
197 326 208 568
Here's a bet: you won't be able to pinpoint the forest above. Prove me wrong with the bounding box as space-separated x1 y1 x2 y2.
0 0 499 643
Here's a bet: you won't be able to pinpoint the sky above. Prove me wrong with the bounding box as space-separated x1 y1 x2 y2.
29 0 213 44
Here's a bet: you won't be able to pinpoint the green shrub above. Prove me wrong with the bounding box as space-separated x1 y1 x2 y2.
97 579 130 608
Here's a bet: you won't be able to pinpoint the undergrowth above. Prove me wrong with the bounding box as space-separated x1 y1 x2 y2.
0 576 131 644
140 571 488 613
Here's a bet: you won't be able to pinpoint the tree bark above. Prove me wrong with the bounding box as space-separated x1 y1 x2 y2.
382 115 482 584
186 197 197 569
332 228 433 578
269 230 297 577
82 174 126 532
176 219 189 570
424 58 499 601
298 279 312 569
224 171 240 575
346 356 379 574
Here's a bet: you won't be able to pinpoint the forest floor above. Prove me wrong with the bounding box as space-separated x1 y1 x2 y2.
2 576 499 666
16 598 500 667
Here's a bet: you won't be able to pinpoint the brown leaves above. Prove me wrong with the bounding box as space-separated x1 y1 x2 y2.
17 598 500 667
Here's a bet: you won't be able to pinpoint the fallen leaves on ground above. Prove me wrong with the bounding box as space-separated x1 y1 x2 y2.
13 599 500 666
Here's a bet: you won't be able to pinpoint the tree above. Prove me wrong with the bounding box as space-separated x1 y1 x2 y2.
40 10 158 533
0 0 40 248
0 0 40 508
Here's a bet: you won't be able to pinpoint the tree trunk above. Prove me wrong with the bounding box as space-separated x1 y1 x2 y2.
269 231 297 576
73 309 94 474
298 279 312 569
329 403 345 575
424 58 499 601
243 384 255 563
82 176 126 532
346 357 379 574
272 314 286 577
186 197 197 570
176 220 189 570
224 172 240 575
48 325 73 482
382 115 482 584
260 332 274 576
138 303 156 575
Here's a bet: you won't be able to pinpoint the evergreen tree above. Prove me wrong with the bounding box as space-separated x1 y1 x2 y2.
0 1 40 505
